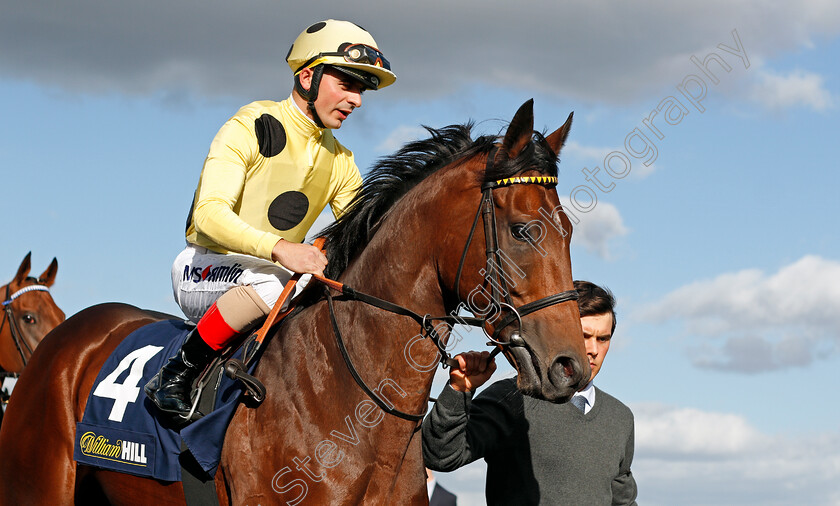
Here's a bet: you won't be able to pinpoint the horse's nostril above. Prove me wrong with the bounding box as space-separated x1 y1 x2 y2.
548 355 584 390
557 356 574 378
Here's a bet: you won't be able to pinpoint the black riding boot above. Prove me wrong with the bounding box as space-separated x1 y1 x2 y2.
144 328 216 417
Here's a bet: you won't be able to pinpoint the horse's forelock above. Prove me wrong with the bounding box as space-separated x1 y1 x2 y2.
482 131 560 183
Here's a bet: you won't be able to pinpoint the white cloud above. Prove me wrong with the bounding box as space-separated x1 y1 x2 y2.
563 141 659 180
375 125 429 153
563 140 611 162
561 200 629 260
634 403 768 457
630 162 658 180
751 69 836 111
639 255 840 372
632 403 840 506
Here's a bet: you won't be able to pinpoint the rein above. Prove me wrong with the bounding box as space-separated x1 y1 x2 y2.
1 283 51 371
237 146 579 422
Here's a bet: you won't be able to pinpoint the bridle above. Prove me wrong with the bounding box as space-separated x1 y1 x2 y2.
1 281 51 407
315 145 579 421
454 146 579 351
232 145 580 422
1 282 51 369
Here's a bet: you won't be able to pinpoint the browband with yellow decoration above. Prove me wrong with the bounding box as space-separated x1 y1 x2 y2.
482 175 558 190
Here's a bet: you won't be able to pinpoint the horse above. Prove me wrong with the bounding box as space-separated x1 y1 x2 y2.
0 100 588 505
0 252 64 374
0 252 65 425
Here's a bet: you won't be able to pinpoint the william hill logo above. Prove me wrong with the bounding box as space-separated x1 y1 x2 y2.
79 431 148 466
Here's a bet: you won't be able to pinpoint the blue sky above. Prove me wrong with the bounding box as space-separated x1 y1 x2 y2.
2 1 839 504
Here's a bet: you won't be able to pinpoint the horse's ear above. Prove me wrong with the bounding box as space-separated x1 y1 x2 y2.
502 99 535 159
13 252 32 286
39 258 59 287
546 112 574 156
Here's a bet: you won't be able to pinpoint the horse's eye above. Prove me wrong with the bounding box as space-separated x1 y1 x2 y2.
511 223 531 242
22 314 37 324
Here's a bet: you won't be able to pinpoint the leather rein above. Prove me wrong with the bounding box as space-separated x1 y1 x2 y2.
319 147 578 422
237 147 579 422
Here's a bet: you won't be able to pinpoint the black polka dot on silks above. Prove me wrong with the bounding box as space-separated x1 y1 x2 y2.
254 114 287 158
307 22 326 33
267 191 310 231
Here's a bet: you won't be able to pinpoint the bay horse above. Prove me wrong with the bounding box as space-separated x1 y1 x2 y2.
0 253 64 425
0 252 64 374
0 100 588 505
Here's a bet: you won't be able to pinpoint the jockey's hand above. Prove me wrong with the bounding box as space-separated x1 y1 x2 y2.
271 239 328 276
449 351 496 393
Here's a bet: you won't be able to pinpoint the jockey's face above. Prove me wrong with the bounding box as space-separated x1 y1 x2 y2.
298 67 365 129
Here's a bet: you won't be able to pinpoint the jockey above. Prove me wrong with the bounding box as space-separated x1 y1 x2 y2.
145 19 396 417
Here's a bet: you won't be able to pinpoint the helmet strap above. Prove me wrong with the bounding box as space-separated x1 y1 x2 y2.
296 65 326 128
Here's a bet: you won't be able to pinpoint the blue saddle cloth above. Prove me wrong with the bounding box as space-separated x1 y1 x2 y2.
74 319 254 481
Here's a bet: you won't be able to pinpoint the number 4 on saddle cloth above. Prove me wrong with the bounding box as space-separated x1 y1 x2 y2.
75 247 308 482
74 318 261 482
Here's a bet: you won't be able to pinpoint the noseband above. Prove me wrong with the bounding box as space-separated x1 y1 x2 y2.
453 146 579 353
286 146 579 422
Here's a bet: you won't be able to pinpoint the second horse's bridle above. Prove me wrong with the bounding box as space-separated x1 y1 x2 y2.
0 281 52 408
1 282 51 369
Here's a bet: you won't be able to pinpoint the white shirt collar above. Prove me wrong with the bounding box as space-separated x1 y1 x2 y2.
426 476 436 498
288 93 320 129
573 382 596 414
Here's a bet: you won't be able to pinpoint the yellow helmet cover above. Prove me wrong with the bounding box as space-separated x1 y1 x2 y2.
286 19 396 90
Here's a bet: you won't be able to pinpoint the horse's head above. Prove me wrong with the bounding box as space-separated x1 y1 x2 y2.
0 252 65 372
438 100 588 402
319 99 587 403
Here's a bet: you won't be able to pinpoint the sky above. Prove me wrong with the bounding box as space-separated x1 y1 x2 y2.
2 1 839 504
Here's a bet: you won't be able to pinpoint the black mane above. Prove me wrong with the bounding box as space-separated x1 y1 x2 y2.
317 122 560 279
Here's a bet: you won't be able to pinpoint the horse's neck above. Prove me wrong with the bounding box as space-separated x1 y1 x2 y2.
0 312 23 373
340 241 444 377
346 252 443 312
313 186 455 416
341 165 466 314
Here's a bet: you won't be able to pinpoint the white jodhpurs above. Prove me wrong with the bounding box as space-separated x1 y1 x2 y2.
171 244 309 323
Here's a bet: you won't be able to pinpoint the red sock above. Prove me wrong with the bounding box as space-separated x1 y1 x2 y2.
196 302 237 351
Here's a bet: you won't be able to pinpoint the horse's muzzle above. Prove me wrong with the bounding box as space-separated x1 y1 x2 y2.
547 354 589 396
510 345 589 403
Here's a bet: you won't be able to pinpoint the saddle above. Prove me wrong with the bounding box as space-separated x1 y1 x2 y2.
73 259 309 484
